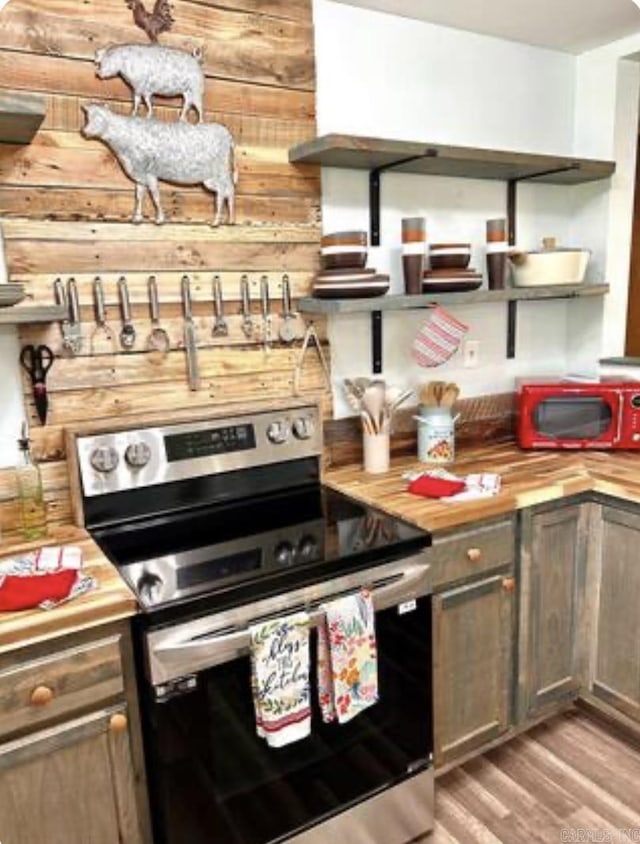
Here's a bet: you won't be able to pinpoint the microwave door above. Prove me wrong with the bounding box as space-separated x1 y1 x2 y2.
532 395 617 442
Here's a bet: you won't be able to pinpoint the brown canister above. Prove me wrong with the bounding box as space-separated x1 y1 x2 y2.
486 218 508 290
402 217 426 295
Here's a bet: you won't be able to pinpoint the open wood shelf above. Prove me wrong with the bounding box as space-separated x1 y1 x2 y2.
0 92 46 144
0 305 66 325
290 134 616 249
298 284 610 315
289 134 616 185
298 285 609 374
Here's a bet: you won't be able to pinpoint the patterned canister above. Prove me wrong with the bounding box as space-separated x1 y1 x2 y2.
416 406 455 464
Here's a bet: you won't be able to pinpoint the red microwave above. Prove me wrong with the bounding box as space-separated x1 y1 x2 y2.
517 380 640 449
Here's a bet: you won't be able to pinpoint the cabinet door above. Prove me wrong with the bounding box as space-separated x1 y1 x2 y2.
0 706 143 844
518 503 587 720
433 572 515 766
591 506 640 721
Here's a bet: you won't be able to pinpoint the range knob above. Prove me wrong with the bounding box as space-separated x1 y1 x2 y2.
125 441 152 469
137 572 164 606
298 535 319 563
90 445 120 474
293 416 315 441
267 420 290 445
274 541 296 567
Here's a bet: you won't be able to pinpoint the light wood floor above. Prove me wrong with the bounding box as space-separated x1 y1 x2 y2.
433 710 640 843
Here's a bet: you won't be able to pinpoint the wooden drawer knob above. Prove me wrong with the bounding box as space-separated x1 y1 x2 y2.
109 713 128 734
30 685 54 707
502 577 516 593
467 548 482 563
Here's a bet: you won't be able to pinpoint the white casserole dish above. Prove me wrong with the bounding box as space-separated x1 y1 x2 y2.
509 248 590 287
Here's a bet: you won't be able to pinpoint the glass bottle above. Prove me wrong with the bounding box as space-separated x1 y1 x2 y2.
16 424 47 541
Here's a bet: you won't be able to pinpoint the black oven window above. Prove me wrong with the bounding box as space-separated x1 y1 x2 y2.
533 397 613 439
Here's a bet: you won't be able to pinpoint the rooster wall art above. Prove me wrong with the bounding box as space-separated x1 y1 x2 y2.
126 0 174 42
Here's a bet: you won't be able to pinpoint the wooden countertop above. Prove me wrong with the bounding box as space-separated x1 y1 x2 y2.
0 525 137 654
2 442 638 652
324 443 640 533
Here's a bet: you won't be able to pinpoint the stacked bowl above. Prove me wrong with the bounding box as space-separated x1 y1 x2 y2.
313 231 390 299
0 283 26 308
422 243 482 293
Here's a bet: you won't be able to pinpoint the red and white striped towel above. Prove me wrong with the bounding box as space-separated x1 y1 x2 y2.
412 305 469 368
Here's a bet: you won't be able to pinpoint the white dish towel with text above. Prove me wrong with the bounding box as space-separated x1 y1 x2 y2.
250 612 311 748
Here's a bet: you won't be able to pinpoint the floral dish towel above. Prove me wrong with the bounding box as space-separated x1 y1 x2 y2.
317 589 379 724
250 612 311 748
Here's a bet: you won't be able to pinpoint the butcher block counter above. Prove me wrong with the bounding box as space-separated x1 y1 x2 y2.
0 526 137 654
324 442 640 533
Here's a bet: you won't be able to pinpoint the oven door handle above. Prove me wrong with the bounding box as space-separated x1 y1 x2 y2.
150 561 430 678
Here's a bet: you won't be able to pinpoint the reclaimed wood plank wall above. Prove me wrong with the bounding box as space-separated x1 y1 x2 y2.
0 0 326 534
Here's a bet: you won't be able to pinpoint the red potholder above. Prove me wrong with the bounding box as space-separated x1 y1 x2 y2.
408 476 466 499
0 570 78 612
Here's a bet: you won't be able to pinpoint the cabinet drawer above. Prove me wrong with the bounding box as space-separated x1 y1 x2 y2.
431 517 515 590
0 636 124 739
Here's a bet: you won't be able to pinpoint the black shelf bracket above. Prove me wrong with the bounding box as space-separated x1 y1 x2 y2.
371 310 383 374
505 164 579 358
370 149 439 246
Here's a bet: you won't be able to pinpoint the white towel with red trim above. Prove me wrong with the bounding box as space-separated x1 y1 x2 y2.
250 612 311 748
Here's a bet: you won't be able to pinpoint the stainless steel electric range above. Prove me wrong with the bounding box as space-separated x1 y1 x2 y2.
77 403 434 844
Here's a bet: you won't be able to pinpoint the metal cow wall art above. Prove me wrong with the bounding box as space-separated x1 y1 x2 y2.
82 104 237 226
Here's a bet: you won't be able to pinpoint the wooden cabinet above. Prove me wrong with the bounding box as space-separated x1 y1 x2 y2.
0 625 149 844
0 706 140 844
590 505 640 721
433 571 515 766
518 502 588 720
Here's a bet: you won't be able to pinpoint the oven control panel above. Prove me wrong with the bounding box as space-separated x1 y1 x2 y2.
77 405 321 498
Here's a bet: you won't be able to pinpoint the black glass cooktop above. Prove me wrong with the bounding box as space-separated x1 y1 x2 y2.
91 485 429 622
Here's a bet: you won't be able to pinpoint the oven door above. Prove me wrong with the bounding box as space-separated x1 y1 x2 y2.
140 557 433 844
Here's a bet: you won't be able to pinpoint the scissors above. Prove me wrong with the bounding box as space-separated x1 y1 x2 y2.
20 345 55 425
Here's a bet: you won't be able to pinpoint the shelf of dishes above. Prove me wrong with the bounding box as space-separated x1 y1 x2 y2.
298 284 610 314
0 282 66 325
0 305 67 325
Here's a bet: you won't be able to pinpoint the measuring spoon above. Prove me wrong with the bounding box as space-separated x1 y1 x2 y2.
146 275 171 355
117 276 136 350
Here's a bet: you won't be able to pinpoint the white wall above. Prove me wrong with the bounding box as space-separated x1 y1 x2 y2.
313 0 595 417
572 39 640 362
314 1 576 153
0 327 23 467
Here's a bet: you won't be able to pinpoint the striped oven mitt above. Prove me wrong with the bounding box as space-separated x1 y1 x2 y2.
412 304 469 367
